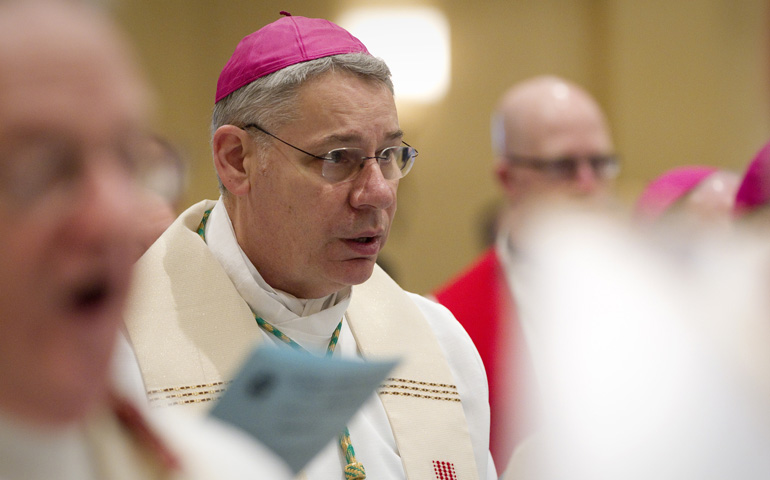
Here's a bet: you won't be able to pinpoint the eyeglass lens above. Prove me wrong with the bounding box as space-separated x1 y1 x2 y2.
241 124 417 184
0 133 163 212
512 155 619 179
323 146 416 183
555 156 617 177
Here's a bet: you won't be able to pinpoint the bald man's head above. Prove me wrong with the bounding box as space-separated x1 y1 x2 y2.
492 76 616 208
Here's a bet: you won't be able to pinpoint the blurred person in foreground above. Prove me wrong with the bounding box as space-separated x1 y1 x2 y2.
432 75 619 468
0 1 291 478
123 12 495 480
500 200 770 480
501 144 770 480
133 134 188 260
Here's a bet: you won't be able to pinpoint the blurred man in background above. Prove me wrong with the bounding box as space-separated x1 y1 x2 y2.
433 75 618 468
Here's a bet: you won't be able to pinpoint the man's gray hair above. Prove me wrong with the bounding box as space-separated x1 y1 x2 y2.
211 53 392 194
211 52 392 140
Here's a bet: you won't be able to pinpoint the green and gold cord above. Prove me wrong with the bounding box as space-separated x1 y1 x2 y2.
198 208 365 478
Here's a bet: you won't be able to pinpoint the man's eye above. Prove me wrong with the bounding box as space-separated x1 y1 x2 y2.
378 148 397 165
551 159 576 173
591 156 612 169
325 151 344 164
2 142 81 203
115 137 145 175
326 150 357 165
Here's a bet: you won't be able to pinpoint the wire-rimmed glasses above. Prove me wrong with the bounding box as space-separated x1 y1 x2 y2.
505 154 620 180
242 123 418 183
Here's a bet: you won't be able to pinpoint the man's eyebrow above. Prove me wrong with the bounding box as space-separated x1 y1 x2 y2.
386 130 405 141
323 130 405 145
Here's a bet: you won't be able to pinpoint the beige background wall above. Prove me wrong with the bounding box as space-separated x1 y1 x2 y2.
114 0 770 295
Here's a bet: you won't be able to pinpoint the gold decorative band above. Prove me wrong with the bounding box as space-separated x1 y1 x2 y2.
147 381 230 394
153 388 228 400
381 383 459 396
379 391 462 402
385 377 458 389
379 378 461 403
151 396 220 408
147 381 232 407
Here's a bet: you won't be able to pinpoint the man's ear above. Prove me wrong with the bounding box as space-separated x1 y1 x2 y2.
495 161 512 191
213 125 255 196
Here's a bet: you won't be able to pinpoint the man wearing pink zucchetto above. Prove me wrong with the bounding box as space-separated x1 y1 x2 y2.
634 166 740 234
732 140 770 235
123 12 496 480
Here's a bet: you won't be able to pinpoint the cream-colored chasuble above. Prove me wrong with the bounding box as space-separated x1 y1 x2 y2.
125 200 257 410
346 264 480 480
124 200 479 479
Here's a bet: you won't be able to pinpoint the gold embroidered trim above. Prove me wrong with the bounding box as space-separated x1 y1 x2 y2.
378 378 461 403
378 391 462 402
152 396 221 408
179 397 217 405
150 388 227 400
386 377 457 390
146 381 230 395
147 381 232 407
379 383 459 396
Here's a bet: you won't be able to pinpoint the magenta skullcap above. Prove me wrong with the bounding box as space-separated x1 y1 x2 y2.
734 140 770 215
634 166 718 222
215 12 369 103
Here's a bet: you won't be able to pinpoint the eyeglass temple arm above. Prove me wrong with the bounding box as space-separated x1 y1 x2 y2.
243 123 417 159
241 123 327 160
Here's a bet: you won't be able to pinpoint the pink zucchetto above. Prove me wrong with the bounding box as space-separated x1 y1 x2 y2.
734 141 770 216
215 12 369 103
635 166 719 222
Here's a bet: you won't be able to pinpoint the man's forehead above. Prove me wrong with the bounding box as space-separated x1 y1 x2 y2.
0 1 150 134
508 102 611 156
0 61 147 141
0 4 129 77
282 71 399 138
0 1 100 45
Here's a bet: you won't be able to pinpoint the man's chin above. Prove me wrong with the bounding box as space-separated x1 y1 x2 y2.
339 258 378 286
300 259 377 299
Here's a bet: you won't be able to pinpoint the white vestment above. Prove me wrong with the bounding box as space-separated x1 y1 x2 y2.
122 199 496 480
0 400 293 480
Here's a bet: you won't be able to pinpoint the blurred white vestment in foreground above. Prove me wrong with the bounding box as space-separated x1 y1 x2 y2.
502 206 770 480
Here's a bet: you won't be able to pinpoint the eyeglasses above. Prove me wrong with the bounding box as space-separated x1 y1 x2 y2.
505 154 620 180
242 123 418 183
0 131 172 213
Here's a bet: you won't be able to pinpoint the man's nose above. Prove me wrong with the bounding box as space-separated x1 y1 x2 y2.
349 158 396 210
68 156 140 248
573 159 601 193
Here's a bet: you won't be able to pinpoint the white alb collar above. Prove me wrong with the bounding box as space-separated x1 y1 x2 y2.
204 199 350 353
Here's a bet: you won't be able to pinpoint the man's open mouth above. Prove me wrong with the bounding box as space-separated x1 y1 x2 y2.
71 279 111 313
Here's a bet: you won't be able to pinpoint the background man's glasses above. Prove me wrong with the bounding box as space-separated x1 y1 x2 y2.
242 123 417 183
505 154 620 180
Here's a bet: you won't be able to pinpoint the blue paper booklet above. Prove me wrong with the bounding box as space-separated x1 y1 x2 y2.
210 345 398 473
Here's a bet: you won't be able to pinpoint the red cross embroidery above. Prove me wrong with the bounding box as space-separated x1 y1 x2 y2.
433 460 457 480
